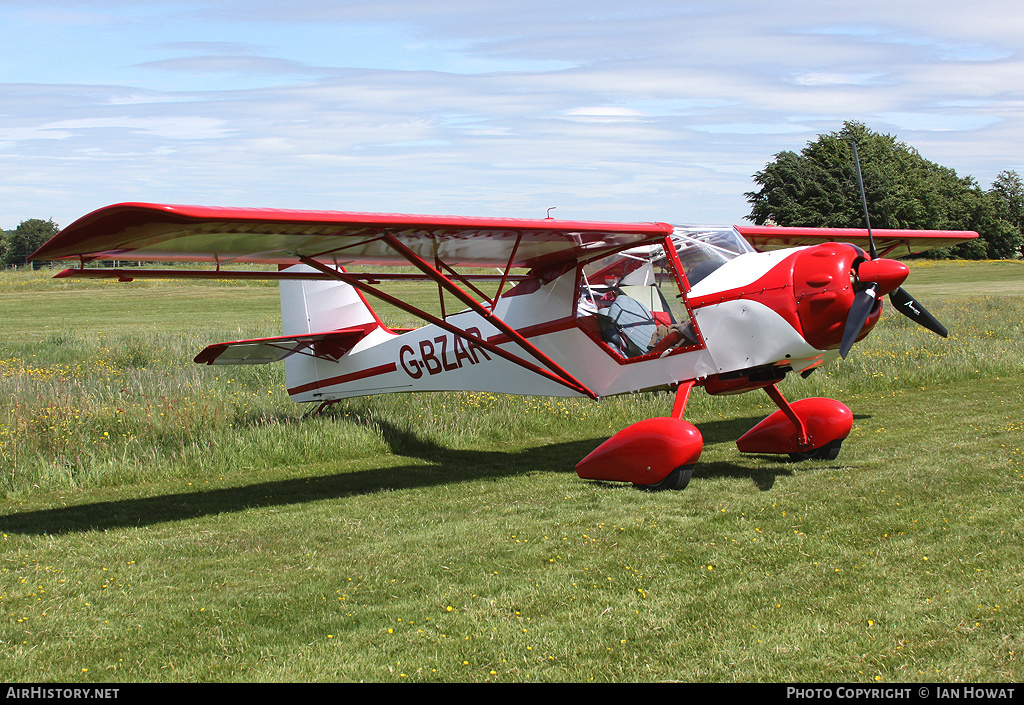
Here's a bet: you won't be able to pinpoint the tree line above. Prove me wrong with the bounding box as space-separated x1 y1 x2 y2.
745 121 1023 259
1 218 59 268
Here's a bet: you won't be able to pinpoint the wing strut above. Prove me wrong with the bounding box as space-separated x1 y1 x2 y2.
297 256 598 400
491 232 524 305
376 233 594 393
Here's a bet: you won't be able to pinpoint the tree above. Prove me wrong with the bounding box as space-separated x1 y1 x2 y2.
1 218 60 268
744 122 1016 259
988 170 1024 257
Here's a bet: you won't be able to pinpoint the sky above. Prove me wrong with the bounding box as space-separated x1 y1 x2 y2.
1 0 1022 230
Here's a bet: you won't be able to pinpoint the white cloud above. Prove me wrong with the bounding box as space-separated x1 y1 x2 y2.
791 72 886 87
876 112 1002 133
0 126 74 142
42 116 234 140
560 107 647 122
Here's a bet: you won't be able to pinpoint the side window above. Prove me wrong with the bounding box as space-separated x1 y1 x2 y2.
577 246 700 360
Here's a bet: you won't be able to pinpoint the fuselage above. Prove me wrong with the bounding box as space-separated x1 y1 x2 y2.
282 229 907 404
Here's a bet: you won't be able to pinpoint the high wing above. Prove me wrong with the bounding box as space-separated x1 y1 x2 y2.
30 202 674 270
735 225 978 258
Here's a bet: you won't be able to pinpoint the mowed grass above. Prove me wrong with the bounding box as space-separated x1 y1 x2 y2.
0 261 1022 682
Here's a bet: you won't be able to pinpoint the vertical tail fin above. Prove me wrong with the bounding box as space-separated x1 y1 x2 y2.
279 264 381 335
279 264 389 399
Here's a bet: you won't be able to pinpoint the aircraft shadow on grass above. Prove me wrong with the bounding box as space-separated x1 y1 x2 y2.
0 414 852 535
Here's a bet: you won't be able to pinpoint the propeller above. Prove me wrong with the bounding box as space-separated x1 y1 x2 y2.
840 141 949 357
839 282 879 358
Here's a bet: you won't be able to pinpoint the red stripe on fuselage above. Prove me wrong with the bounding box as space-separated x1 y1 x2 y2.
485 316 579 346
287 362 398 395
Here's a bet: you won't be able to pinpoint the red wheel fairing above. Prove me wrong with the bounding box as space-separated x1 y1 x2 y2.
575 417 703 485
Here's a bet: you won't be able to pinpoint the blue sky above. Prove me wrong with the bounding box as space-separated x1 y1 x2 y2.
1 0 1021 229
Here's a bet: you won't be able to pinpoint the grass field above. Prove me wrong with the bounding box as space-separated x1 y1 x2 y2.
0 260 1022 682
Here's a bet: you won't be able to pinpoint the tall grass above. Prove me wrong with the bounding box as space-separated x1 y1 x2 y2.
2 272 1021 495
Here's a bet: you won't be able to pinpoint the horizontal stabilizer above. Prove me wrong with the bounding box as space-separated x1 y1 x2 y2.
194 325 377 365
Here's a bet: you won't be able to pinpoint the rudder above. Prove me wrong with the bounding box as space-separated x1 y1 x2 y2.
279 264 390 400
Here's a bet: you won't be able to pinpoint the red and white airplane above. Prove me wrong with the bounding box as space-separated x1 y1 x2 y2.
31 202 976 490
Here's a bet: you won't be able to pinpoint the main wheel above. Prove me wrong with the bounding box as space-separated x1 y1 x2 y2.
789 439 842 462
634 465 693 492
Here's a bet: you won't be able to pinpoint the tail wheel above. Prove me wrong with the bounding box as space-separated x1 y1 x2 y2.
634 465 693 492
789 439 842 462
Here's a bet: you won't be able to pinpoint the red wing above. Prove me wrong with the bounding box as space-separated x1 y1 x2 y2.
31 202 674 270
735 225 978 258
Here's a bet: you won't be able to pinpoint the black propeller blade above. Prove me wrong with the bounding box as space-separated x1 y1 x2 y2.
851 141 878 260
840 283 879 358
888 286 948 338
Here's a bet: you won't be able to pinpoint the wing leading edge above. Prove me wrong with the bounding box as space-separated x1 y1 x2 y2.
736 225 978 258
30 202 675 271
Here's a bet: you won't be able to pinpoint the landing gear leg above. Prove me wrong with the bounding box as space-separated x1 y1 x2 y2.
736 385 853 458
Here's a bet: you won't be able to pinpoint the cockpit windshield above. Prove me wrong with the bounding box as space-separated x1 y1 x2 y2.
669 226 756 286
575 226 753 360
